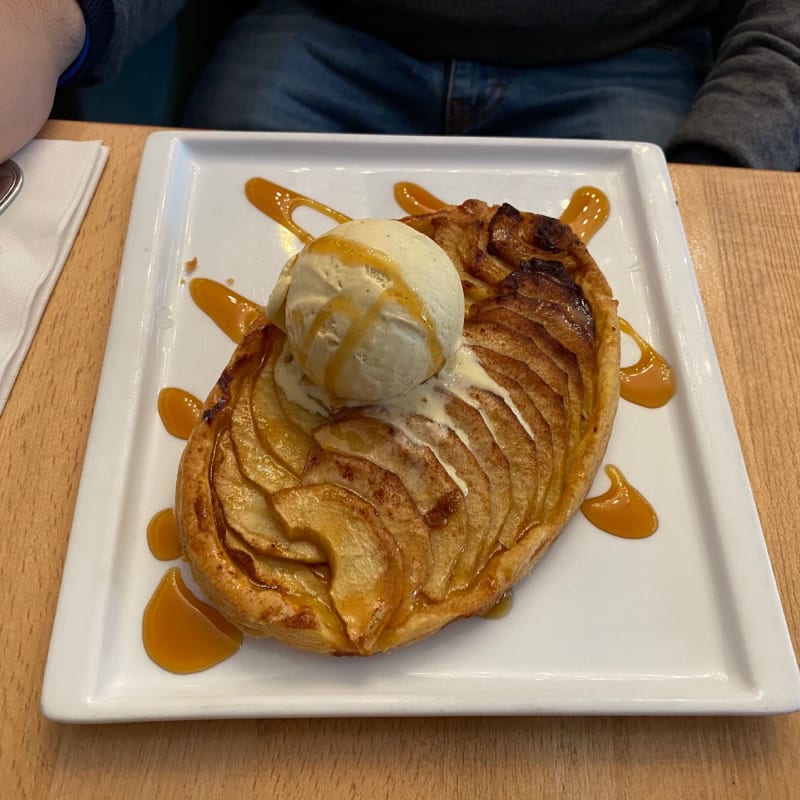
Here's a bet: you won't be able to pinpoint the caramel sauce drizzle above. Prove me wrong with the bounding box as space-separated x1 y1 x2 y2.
619 318 676 408
393 182 448 216
157 387 202 440
245 177 351 244
296 235 445 397
482 590 514 619
559 186 610 244
581 465 658 539
189 277 261 344
395 181 610 246
143 567 243 673
147 508 182 561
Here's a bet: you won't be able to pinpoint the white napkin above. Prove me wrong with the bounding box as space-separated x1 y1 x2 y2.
0 139 108 413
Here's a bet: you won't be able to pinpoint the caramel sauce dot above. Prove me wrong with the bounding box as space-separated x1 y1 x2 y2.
189 277 261 344
482 591 514 619
618 318 676 408
393 182 448 216
147 508 182 561
559 186 610 244
581 465 658 539
143 568 243 674
157 387 202 440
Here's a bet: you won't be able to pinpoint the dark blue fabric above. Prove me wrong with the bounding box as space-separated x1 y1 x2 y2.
183 0 712 146
58 0 116 87
57 30 91 88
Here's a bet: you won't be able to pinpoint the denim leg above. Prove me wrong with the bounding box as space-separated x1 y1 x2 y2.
184 4 713 148
446 29 714 147
182 0 447 134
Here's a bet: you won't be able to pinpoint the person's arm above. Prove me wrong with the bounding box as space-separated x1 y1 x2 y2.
0 0 187 162
668 0 800 171
0 0 86 161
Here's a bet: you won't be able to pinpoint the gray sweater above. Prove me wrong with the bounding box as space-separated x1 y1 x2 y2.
90 0 800 170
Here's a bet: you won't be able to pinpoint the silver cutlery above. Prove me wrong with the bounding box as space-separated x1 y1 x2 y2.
0 159 23 216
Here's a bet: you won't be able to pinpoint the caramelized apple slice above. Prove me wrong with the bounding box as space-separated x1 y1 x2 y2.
475 348 567 522
476 299 591 416
487 202 573 263
314 417 467 601
466 386 539 551
477 268 598 416
271 483 403 651
465 318 582 454
510 258 593 330
230 376 298 494
222 526 349 652
302 448 432 624
395 412 491 592
250 336 316 475
500 268 595 340
428 203 509 288
470 344 567 456
482 368 553 520
438 389 512 571
213 431 322 562
465 319 570 402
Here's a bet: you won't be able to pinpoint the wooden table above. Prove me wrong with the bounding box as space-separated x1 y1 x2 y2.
2 119 798 798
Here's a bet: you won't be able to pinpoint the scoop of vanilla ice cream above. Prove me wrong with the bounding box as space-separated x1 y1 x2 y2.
266 218 464 404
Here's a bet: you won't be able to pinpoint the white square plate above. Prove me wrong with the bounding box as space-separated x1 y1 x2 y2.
42 132 800 721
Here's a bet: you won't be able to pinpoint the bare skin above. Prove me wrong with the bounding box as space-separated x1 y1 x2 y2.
0 0 86 161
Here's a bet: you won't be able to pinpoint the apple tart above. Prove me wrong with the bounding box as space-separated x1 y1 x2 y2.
176 199 620 655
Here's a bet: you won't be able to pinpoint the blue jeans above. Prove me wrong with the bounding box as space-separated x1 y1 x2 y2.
183 0 713 146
